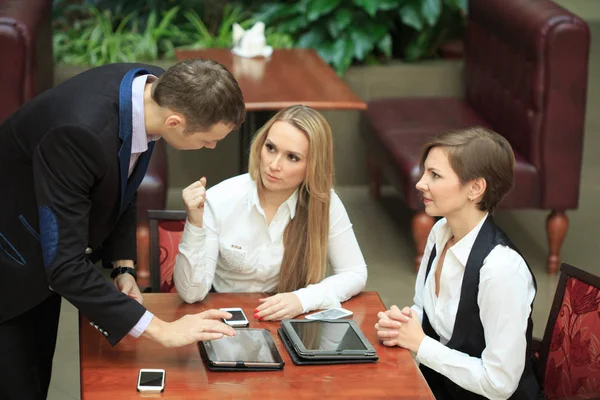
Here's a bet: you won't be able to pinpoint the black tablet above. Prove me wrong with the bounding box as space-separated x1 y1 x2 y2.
198 328 284 371
280 320 377 358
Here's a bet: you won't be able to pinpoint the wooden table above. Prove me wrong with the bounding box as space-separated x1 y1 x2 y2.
80 292 434 399
175 49 367 171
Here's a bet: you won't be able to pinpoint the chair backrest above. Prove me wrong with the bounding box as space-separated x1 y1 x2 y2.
538 263 600 399
466 0 589 209
148 210 187 293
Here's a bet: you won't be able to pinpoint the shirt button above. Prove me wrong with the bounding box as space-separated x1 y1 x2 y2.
85 247 93 255
103 331 109 337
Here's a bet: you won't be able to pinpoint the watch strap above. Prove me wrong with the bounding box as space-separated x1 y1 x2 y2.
110 266 137 281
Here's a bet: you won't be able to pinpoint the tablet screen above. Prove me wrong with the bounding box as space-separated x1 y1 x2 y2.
208 329 278 363
291 321 367 351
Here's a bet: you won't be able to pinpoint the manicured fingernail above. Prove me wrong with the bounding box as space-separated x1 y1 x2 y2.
254 314 259 319
254 309 259 313
259 317 264 321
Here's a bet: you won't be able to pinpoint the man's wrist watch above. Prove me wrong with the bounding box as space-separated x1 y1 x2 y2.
110 266 137 281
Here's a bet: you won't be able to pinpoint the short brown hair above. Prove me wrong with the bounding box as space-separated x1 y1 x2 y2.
419 127 515 212
152 58 245 132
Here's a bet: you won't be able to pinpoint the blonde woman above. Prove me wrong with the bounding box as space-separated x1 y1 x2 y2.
174 105 367 320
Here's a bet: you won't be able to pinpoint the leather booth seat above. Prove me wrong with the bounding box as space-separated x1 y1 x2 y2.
362 0 590 273
0 0 53 122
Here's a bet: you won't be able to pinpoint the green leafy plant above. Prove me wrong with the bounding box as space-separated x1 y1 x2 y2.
176 4 294 51
131 6 182 60
397 0 467 61
54 7 138 65
254 0 467 74
177 4 246 50
254 0 397 75
53 0 465 71
53 4 184 66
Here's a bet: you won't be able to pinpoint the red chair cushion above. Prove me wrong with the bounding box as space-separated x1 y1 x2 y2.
157 220 185 293
544 277 600 399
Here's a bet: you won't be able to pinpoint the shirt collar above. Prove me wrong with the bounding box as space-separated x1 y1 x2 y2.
248 177 299 219
448 213 489 267
131 74 160 155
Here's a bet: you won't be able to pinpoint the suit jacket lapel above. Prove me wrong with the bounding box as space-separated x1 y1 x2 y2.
117 67 152 215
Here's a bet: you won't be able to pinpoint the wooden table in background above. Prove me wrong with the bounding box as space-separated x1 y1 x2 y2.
175 49 367 171
80 292 433 399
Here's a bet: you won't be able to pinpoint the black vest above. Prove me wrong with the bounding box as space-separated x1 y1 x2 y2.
419 216 542 399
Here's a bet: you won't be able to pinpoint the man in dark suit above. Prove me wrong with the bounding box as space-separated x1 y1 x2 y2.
0 59 246 399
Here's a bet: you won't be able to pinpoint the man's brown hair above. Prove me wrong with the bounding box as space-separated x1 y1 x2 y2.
419 127 515 212
152 58 245 132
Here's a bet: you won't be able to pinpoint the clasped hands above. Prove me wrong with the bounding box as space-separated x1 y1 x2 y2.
375 305 426 354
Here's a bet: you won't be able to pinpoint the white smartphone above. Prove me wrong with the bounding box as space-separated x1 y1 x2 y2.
219 307 250 327
305 307 353 320
137 369 165 394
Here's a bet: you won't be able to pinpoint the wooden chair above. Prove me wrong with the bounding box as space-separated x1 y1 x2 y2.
534 263 600 399
148 210 186 293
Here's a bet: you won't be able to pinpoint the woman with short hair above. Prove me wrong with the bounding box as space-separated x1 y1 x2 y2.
174 105 367 321
376 127 541 399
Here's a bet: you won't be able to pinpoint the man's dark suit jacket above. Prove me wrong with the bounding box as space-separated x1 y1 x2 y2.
0 63 164 345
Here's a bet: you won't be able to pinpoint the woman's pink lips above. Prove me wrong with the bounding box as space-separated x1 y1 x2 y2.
265 173 280 182
423 198 432 203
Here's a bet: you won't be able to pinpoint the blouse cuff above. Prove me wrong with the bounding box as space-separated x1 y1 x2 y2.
293 288 314 313
182 219 206 241
293 287 341 314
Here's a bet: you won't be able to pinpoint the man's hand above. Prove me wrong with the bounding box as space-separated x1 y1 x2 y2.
182 177 207 228
255 293 303 321
143 309 237 348
114 273 143 304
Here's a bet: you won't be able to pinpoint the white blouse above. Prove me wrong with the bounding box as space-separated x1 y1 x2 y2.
412 215 536 400
173 174 368 312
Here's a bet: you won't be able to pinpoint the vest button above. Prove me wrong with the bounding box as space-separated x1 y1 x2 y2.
85 247 93 255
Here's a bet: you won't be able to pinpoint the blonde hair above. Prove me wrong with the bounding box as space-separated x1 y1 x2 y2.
419 127 515 212
248 105 334 293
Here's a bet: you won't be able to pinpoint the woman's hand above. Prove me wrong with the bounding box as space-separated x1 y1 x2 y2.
255 293 303 321
376 308 402 347
182 177 207 228
376 305 425 353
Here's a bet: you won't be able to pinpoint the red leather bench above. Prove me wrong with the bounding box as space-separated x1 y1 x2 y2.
362 0 590 273
0 0 53 122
